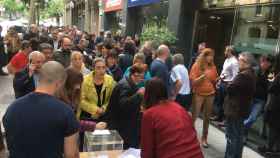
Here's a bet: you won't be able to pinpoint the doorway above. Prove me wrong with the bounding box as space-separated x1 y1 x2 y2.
195 9 235 71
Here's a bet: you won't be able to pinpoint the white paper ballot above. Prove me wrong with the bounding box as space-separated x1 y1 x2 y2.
120 148 141 158
92 130 111 135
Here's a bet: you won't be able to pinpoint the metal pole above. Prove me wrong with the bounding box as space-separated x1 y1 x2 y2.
37 1 40 26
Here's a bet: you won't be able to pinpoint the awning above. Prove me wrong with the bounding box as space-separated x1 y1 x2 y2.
104 0 123 13
128 0 160 8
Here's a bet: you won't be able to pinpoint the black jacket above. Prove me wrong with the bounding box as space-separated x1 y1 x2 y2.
106 65 123 82
224 68 256 119
265 73 280 130
0 36 7 67
118 53 133 73
13 68 35 98
254 68 270 100
53 49 71 67
104 77 143 149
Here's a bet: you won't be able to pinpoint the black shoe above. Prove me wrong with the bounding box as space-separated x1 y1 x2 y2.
258 146 272 153
0 70 8 76
210 116 223 122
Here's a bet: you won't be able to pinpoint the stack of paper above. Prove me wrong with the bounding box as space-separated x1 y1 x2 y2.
119 148 141 158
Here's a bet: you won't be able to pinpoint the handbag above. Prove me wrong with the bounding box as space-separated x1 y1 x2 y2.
79 110 97 132
79 120 97 132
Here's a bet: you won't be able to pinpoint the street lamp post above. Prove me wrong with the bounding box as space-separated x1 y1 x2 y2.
35 1 39 26
69 1 74 26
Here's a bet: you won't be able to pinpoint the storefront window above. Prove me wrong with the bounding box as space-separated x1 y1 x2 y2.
232 4 280 55
203 0 272 8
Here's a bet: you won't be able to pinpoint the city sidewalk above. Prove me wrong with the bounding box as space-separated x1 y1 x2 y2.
195 119 263 158
0 75 263 158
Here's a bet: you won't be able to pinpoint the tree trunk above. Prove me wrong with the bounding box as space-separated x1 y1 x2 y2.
29 0 36 25
56 16 60 26
9 12 12 20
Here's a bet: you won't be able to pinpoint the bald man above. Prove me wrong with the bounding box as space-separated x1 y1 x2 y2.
150 45 171 88
13 51 46 98
54 36 73 67
4 61 79 158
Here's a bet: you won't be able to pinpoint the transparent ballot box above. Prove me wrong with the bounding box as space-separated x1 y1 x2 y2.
83 130 124 152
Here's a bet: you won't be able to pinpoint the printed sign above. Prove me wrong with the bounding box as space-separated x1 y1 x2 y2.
104 0 123 12
128 0 160 7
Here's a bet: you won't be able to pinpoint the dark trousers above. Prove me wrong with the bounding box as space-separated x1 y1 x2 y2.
214 81 227 120
0 125 4 150
0 52 7 70
225 118 244 158
268 126 280 152
175 94 192 111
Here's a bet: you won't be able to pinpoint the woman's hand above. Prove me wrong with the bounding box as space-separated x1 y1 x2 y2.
96 107 105 115
96 122 107 129
192 73 206 86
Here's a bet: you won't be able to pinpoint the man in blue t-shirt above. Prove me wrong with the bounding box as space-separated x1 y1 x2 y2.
3 61 80 158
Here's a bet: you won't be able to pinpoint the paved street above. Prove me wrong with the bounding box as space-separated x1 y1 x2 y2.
0 74 263 158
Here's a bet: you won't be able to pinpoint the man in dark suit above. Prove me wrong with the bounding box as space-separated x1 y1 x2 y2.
13 51 46 98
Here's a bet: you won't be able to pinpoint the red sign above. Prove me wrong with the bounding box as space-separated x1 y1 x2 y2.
104 0 123 12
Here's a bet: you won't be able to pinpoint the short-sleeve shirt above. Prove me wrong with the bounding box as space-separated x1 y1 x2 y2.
3 92 79 158
10 51 28 72
170 64 191 95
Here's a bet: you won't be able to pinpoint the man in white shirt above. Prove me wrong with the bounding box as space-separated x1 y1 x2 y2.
171 54 192 111
212 46 239 122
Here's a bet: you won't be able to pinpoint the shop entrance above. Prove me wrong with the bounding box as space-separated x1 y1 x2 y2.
195 9 235 70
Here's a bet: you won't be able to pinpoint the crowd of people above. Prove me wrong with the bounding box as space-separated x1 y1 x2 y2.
0 24 279 158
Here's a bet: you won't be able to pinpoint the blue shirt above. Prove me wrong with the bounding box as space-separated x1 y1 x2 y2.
3 92 79 158
124 66 151 88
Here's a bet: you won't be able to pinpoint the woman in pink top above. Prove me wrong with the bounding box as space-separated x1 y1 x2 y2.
141 78 203 158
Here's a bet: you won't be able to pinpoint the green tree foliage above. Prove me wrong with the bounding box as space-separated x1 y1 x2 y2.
41 0 63 19
141 17 177 47
1 0 25 19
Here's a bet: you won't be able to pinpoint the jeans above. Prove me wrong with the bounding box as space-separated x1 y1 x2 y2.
214 81 227 120
225 118 244 158
244 98 265 128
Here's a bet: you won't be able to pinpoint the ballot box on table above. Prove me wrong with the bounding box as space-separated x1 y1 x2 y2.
83 130 123 152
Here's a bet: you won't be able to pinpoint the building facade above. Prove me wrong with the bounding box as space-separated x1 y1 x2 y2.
196 0 280 68
64 0 280 66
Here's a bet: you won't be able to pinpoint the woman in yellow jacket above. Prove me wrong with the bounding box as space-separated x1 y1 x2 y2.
77 57 116 121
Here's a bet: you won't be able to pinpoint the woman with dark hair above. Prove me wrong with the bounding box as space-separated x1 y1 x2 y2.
141 78 203 158
77 58 115 121
105 50 123 82
118 40 136 72
57 68 84 111
57 67 107 151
